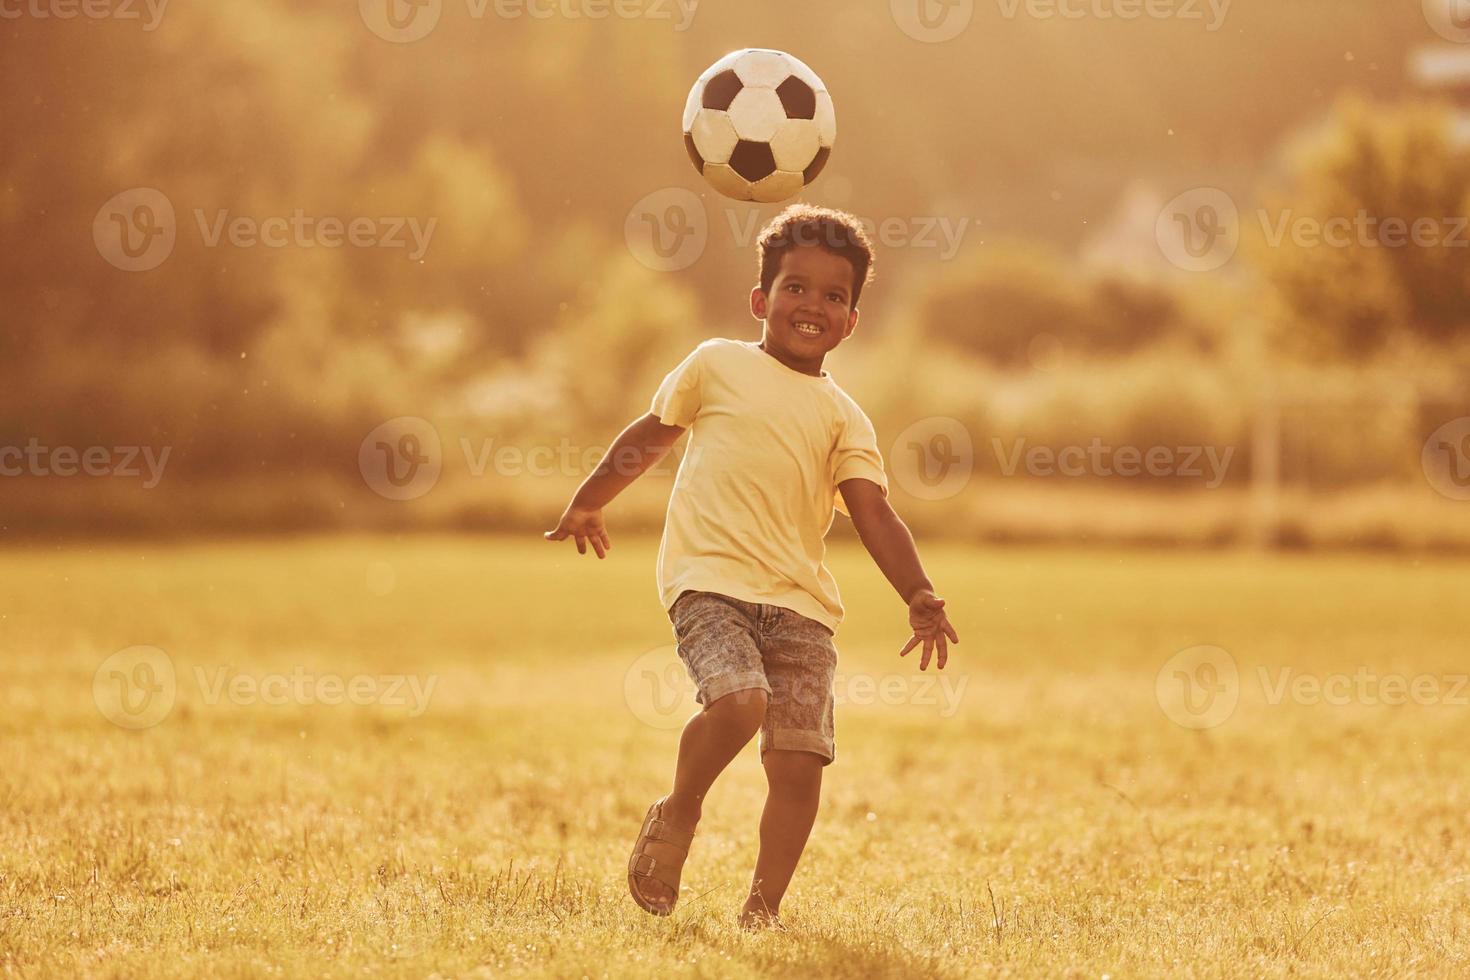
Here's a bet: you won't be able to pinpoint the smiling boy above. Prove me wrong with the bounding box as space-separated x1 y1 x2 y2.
545 203 959 930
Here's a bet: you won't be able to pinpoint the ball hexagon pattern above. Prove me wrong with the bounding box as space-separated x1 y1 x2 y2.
682 49 835 203
688 109 738 166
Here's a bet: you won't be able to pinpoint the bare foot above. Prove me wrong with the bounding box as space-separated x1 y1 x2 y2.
629 795 701 911
738 902 785 932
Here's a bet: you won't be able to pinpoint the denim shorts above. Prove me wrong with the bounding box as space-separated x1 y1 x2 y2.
668 590 838 765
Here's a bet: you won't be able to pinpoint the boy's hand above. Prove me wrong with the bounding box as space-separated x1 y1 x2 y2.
544 505 611 559
898 589 959 671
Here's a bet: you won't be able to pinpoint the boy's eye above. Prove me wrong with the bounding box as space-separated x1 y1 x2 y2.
828 293 844 303
785 283 802 293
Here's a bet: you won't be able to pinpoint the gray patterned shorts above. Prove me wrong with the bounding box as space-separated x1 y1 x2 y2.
668 590 838 766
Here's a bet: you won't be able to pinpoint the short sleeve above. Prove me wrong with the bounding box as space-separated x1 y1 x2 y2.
649 344 704 428
831 403 888 517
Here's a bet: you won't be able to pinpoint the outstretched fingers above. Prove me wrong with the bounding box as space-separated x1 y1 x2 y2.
546 524 610 559
903 623 953 668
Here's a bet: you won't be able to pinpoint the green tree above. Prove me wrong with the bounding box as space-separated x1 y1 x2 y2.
1252 99 1470 357
915 244 1213 366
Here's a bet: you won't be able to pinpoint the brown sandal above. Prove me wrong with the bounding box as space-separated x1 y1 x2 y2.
627 798 695 916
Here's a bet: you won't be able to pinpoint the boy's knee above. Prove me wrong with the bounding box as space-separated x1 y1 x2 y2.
762 748 823 786
707 687 768 737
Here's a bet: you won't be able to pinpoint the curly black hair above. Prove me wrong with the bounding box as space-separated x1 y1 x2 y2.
755 203 875 306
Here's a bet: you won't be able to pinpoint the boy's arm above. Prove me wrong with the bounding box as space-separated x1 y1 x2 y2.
544 412 686 559
839 477 960 670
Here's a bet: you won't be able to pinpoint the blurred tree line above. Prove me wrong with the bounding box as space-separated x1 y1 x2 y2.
0 0 1466 536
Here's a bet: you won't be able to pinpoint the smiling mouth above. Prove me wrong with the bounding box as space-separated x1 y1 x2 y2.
792 320 823 337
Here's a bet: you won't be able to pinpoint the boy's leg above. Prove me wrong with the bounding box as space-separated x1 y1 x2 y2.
664 687 768 826
739 603 838 926
659 592 771 837
635 687 768 908
741 748 823 925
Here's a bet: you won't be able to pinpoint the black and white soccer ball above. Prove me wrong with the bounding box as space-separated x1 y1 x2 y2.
682 49 836 203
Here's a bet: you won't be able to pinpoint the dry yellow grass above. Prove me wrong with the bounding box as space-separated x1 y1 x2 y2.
2 536 1468 978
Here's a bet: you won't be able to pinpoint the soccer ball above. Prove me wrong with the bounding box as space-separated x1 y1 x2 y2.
682 49 836 203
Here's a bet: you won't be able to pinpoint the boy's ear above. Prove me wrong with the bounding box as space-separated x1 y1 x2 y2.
842 307 859 338
750 285 769 321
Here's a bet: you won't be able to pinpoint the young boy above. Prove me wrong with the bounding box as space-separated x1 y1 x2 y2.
544 204 959 930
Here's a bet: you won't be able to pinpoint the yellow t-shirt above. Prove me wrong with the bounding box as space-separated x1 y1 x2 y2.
649 337 889 633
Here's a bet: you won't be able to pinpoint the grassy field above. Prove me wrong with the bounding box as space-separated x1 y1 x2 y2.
2 535 1468 978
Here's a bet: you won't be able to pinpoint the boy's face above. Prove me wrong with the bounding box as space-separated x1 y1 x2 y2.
750 246 860 373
